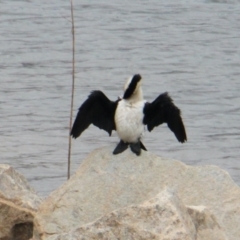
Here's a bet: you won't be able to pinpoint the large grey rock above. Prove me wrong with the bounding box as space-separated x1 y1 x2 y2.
33 146 240 240
43 190 227 240
0 164 42 240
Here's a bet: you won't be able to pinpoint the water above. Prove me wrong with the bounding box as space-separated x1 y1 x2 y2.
1 0 240 197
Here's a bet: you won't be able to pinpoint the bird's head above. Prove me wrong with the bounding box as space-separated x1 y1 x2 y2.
123 74 143 102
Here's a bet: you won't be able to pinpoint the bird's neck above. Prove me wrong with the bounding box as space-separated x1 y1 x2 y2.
127 88 143 104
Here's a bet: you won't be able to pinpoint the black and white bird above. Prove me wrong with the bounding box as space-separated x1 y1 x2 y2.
71 74 187 156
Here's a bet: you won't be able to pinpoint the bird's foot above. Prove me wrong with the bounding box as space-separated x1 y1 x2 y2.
140 141 147 151
130 141 141 156
113 140 129 155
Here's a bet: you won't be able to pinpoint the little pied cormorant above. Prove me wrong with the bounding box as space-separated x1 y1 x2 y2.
71 74 187 156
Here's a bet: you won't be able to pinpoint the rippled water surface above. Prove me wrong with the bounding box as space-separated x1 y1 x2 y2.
1 0 240 196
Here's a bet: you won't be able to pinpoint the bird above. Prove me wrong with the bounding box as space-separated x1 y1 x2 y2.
70 74 187 156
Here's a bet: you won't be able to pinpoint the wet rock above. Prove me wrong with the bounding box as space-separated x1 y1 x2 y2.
33 146 240 240
0 164 42 240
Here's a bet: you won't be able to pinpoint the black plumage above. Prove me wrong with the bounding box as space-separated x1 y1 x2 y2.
143 92 187 143
123 74 142 99
70 91 118 138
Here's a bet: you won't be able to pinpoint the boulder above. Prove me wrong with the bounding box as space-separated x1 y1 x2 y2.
33 146 240 240
0 164 42 240
42 190 227 240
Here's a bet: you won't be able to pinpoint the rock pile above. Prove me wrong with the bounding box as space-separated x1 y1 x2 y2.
33 146 240 240
1 146 240 240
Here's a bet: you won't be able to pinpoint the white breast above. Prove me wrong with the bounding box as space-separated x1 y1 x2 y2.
114 100 146 143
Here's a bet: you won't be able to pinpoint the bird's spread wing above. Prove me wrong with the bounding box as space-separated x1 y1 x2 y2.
143 92 187 143
70 91 118 138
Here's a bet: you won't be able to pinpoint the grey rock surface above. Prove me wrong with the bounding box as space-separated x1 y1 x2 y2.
46 190 227 240
33 146 240 240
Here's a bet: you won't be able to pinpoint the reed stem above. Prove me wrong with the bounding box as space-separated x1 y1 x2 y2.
68 0 75 179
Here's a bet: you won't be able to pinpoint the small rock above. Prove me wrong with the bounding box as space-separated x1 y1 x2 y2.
0 164 42 240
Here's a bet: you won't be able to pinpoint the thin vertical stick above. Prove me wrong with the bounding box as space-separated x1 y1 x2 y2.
68 0 75 179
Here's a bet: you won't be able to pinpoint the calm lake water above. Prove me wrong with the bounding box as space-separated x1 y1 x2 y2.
1 0 240 197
